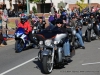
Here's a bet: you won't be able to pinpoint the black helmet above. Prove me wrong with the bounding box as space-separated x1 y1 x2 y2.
60 15 66 20
90 13 94 17
55 18 63 24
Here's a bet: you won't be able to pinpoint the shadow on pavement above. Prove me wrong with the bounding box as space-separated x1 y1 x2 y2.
33 60 44 74
33 59 73 74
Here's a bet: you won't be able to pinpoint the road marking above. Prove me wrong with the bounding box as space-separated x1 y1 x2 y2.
98 48 100 49
0 56 38 75
82 62 100 65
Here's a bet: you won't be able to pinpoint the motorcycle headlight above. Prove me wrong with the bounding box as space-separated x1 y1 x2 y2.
39 41 43 45
88 24 91 27
45 39 52 46
34 26 37 29
16 33 22 37
32 30 34 33
72 30 76 35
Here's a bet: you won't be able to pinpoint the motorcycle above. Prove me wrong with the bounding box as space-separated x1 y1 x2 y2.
15 27 34 53
39 34 66 74
37 27 75 74
85 23 96 42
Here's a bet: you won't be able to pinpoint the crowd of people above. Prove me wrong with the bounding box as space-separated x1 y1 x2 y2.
17 5 100 57
0 7 8 47
1 4 100 51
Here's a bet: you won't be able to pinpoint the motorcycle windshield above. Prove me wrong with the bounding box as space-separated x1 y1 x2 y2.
15 27 25 34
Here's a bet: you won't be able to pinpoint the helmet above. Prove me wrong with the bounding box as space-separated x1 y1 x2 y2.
60 15 66 20
20 14 27 24
90 13 94 17
55 18 63 24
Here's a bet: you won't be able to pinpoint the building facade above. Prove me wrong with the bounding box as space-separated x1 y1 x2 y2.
0 0 100 13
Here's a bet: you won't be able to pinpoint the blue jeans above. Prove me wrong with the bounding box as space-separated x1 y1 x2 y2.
78 29 82 37
76 33 84 46
63 39 70 56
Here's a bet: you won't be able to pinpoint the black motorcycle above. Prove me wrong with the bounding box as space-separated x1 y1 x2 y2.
85 22 96 42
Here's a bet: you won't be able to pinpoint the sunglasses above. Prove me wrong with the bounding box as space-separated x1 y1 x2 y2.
56 22 62 24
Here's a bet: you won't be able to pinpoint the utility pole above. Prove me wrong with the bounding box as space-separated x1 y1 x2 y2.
88 0 91 12
26 0 29 15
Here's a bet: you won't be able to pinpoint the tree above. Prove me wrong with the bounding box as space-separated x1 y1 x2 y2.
32 6 37 13
76 0 88 11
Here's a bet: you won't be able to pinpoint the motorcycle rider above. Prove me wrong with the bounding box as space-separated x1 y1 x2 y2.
54 18 72 59
17 13 38 46
76 16 83 37
89 13 100 38
89 13 96 23
70 15 85 49
93 20 100 39
37 16 46 32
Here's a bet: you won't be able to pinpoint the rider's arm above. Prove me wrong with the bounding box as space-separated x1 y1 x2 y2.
27 21 32 33
24 21 32 34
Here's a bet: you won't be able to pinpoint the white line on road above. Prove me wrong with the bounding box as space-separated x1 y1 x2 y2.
82 62 100 65
0 56 38 75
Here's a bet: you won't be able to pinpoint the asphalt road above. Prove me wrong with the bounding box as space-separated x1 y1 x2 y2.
0 26 100 75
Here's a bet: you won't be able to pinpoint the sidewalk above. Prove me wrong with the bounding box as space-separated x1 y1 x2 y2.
7 39 15 45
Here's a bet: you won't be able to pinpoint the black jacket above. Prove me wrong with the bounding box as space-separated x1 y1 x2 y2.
37 25 72 39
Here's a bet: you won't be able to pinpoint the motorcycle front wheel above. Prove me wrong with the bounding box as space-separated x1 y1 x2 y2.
86 30 91 42
15 40 24 53
42 55 53 74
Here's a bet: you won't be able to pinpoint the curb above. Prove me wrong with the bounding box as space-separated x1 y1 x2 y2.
7 39 15 45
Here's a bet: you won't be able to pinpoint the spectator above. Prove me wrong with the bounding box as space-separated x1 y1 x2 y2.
0 12 2 29
48 12 55 25
0 30 5 47
2 12 8 36
51 4 56 15
3 7 8 16
65 3 69 10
